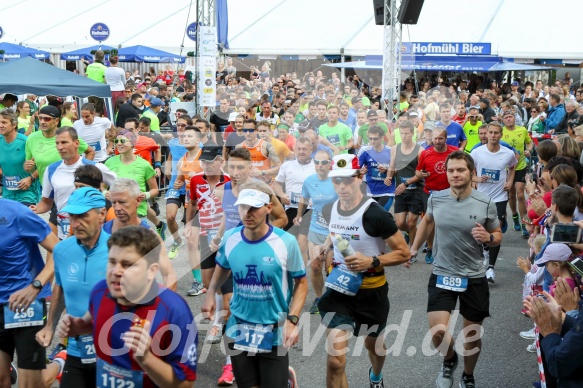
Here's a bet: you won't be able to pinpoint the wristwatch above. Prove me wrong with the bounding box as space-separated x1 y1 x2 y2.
32 280 42 290
287 314 299 325
403 181 410 187
489 234 494 243
371 256 381 268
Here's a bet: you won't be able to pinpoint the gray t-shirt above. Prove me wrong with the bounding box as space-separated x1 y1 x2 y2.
426 189 499 278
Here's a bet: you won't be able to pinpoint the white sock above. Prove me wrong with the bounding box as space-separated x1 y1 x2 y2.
53 357 65 373
214 293 224 326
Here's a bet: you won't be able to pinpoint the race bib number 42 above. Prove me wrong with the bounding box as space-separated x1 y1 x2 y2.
325 265 363 296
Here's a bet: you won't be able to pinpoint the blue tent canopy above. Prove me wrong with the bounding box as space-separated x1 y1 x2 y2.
117 45 184 63
60 45 114 61
0 42 50 60
0 57 111 98
363 55 549 71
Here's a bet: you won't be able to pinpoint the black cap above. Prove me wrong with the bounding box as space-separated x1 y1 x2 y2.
199 146 222 161
479 98 490 105
39 105 61 118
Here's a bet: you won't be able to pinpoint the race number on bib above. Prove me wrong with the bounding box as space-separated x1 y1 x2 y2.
481 168 500 183
370 168 386 181
326 134 340 144
165 189 181 199
4 176 20 191
3 300 44 329
89 142 102 152
233 322 275 353
290 192 301 206
325 265 363 296
57 214 70 236
79 335 96 364
436 275 468 292
97 359 143 388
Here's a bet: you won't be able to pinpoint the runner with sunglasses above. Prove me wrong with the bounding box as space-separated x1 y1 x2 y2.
317 154 410 388
235 119 281 184
294 149 338 314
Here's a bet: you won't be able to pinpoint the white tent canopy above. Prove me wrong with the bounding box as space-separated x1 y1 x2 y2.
1 0 581 60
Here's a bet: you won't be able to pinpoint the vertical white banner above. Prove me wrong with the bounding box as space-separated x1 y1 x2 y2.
198 26 217 107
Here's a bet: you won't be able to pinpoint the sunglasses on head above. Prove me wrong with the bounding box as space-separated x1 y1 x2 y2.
114 138 130 144
332 176 357 185
313 160 331 165
242 128 255 133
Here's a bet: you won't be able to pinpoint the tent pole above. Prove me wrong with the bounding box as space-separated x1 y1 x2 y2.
340 48 345 83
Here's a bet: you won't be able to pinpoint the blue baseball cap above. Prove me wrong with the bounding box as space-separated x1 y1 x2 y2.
149 98 164 107
61 187 106 215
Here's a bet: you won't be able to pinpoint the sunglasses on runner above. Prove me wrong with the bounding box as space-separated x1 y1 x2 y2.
313 160 331 166
332 176 357 185
242 128 255 133
38 116 55 122
114 138 130 144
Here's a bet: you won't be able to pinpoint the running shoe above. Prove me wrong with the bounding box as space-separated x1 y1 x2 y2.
526 341 537 353
368 366 385 388
168 239 184 259
501 217 508 233
486 268 495 283
436 354 458 388
10 362 17 385
218 364 235 386
288 366 298 388
512 213 521 231
151 201 160 216
309 298 320 314
522 224 529 238
206 325 223 344
520 327 536 340
187 281 207 296
425 248 434 264
48 343 67 361
156 221 167 241
459 372 475 388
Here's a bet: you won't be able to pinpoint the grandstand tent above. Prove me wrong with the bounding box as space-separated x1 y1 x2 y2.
0 0 580 61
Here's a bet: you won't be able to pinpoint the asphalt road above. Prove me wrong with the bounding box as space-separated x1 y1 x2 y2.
185 224 540 388
31 206 540 388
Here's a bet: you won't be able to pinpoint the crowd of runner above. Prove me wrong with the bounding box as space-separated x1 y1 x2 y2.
1 53 583 388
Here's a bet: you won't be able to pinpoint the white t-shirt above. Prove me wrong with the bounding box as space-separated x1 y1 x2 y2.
73 117 111 162
104 66 126 91
42 158 116 239
471 144 517 202
275 159 316 209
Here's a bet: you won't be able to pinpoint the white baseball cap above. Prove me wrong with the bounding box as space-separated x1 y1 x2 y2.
328 154 361 178
234 189 271 208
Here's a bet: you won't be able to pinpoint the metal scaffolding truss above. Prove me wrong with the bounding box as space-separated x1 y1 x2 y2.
196 0 216 117
382 0 403 122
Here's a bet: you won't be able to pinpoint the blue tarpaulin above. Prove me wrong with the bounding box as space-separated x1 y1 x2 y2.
117 45 185 63
60 45 114 61
0 42 50 60
217 0 229 49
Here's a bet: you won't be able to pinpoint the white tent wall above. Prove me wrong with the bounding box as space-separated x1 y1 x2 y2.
1 0 582 60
